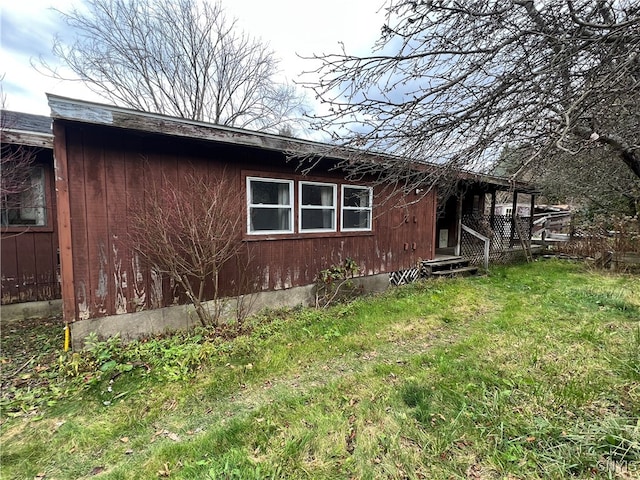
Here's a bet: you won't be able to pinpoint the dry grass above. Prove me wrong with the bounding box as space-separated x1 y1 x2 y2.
1 260 639 479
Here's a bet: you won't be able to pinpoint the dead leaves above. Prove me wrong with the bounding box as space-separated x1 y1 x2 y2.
151 429 181 443
157 463 171 477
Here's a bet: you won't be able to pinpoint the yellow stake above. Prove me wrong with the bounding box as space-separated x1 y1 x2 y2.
64 324 70 352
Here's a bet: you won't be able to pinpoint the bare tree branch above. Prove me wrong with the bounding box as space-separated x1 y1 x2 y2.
128 170 245 327
40 0 308 133
302 0 640 191
1 89 39 231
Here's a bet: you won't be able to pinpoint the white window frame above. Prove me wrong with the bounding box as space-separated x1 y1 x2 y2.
246 177 294 235
1 166 47 227
299 181 337 233
341 185 373 232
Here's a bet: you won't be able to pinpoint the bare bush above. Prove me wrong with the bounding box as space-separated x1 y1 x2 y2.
1 105 38 227
554 215 640 269
129 171 244 327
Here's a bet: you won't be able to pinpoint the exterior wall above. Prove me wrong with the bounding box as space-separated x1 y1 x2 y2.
1 149 60 305
435 186 489 251
436 196 456 250
55 122 436 326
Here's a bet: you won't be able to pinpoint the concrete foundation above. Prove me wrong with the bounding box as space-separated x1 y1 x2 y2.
1 299 63 323
69 273 390 349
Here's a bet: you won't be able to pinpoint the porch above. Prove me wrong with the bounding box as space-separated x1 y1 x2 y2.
435 180 539 269
389 178 538 286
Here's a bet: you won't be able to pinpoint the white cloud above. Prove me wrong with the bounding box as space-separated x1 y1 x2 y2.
222 0 386 79
1 0 98 113
0 0 387 119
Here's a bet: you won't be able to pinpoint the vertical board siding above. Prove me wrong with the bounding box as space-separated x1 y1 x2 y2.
105 136 128 315
33 233 57 300
1 235 19 304
83 131 110 317
124 144 146 312
67 128 91 320
62 123 436 322
0 232 60 304
1 151 60 305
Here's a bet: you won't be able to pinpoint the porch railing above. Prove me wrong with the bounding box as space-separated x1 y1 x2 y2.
461 224 490 270
460 214 532 267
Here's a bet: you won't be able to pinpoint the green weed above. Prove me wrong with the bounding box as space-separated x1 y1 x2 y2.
1 260 639 479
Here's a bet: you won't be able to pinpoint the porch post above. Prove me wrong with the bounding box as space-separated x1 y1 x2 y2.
529 193 535 239
490 190 496 228
510 190 518 248
455 195 463 256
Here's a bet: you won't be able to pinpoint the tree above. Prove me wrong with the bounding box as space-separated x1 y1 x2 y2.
495 143 640 217
44 0 306 132
304 0 640 190
540 151 640 217
128 172 245 327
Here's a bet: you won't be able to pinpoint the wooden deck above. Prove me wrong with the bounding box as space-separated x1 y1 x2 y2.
421 256 478 277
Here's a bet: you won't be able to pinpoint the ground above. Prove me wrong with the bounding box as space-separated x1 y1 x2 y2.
1 261 639 479
1 315 64 402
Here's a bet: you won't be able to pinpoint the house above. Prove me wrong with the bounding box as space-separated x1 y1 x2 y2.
9 95 534 347
1 110 61 319
492 202 533 217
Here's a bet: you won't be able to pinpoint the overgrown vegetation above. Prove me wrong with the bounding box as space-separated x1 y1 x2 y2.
554 215 640 271
315 257 361 308
1 261 639 479
129 171 247 327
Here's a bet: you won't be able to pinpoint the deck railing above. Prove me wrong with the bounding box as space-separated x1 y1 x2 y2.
461 214 532 266
461 223 490 269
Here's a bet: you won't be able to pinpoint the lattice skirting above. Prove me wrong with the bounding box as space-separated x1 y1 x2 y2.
389 268 420 286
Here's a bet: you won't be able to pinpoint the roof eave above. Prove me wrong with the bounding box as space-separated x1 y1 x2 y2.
1 130 53 149
47 94 537 192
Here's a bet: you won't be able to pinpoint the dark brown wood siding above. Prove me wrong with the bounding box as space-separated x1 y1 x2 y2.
1 150 60 304
56 122 436 322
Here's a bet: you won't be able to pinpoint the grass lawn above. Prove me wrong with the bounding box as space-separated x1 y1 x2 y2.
1 260 639 479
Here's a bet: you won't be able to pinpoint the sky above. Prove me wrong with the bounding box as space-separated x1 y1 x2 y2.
0 0 387 118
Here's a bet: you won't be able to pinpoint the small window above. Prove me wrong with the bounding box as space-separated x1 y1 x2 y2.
247 177 294 234
1 167 47 227
299 181 336 232
341 185 372 231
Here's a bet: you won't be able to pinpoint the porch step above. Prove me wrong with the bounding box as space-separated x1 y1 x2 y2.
420 257 478 278
423 256 466 268
430 265 479 277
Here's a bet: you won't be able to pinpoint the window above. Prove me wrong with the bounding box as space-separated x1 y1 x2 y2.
247 177 294 234
299 181 336 232
341 185 372 231
1 167 47 227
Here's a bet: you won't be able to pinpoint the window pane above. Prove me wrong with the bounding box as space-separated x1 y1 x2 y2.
1 167 46 227
250 207 291 231
302 183 334 206
343 209 370 230
251 180 290 205
343 187 370 208
301 208 334 230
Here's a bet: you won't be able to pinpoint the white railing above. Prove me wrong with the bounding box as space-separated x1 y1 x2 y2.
461 224 490 270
